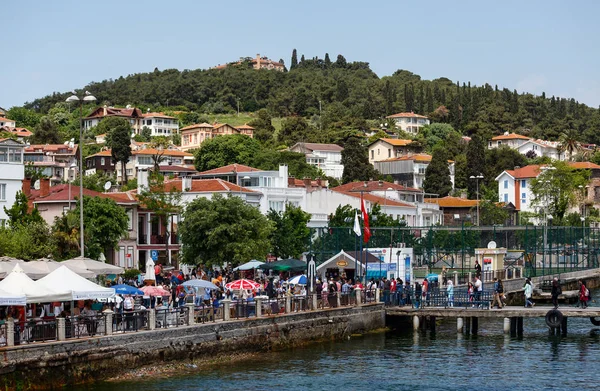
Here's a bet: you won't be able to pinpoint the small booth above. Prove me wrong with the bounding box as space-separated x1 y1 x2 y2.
316 251 374 282
475 241 507 276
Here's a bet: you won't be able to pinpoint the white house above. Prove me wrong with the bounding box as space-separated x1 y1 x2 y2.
495 165 540 214
115 148 195 182
140 112 180 137
0 139 25 226
23 144 79 185
517 139 565 161
0 117 16 127
367 138 415 165
289 142 344 179
488 132 531 149
385 112 430 135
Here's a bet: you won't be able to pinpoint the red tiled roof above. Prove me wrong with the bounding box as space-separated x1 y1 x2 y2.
142 112 175 119
331 180 421 193
132 149 193 157
158 165 198 173
87 150 112 158
386 112 428 119
0 117 15 122
25 144 77 154
504 165 541 179
236 124 255 130
568 162 600 170
333 190 416 208
371 138 413 147
165 178 256 193
197 163 262 175
180 123 214 131
425 196 478 208
0 126 32 137
291 142 343 152
85 107 143 119
491 133 531 141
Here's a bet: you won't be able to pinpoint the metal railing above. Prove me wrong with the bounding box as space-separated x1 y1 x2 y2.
156 307 189 328
66 314 106 339
113 310 149 333
0 323 7 347
20 319 58 344
385 288 493 310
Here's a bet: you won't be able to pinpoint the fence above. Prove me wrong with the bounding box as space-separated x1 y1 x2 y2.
113 310 149 333
20 318 58 344
67 314 106 338
384 287 494 310
308 225 600 279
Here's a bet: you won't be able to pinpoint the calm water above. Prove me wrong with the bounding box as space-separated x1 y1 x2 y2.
77 300 600 391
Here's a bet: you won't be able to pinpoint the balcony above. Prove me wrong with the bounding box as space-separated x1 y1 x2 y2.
146 234 179 245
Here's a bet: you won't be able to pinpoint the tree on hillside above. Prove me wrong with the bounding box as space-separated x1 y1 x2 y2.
335 54 347 68
252 150 321 179
484 146 527 189
0 221 54 261
248 109 275 143
324 53 331 68
267 203 311 259
194 134 261 172
7 107 42 130
341 137 379 184
30 116 61 144
148 136 171 172
3 191 44 228
290 49 298 70
466 133 486 199
53 196 128 259
479 185 509 226
179 194 273 267
278 116 311 146
453 154 469 191
415 123 462 155
102 117 132 185
140 126 152 142
423 147 452 197
559 128 580 161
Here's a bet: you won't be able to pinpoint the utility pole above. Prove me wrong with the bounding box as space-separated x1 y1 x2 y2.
319 100 322 131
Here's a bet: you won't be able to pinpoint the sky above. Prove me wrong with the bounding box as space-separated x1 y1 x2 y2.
1 0 599 110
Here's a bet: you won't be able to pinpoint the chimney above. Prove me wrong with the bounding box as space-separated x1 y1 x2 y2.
460 190 468 199
40 178 50 198
103 105 108 116
22 178 31 197
182 176 192 192
288 176 295 188
137 169 149 193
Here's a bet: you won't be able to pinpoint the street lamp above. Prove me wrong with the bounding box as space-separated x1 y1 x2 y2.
66 91 97 258
469 174 484 226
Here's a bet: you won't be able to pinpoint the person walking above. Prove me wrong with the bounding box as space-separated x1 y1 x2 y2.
422 278 429 307
474 260 482 278
474 276 483 307
551 278 562 309
492 278 504 309
383 277 391 304
446 279 454 308
442 266 448 286
524 279 534 308
578 279 590 309
468 282 475 306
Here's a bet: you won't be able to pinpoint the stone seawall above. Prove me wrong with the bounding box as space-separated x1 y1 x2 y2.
0 304 384 390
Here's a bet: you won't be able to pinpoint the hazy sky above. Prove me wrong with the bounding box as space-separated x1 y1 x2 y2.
1 0 599 110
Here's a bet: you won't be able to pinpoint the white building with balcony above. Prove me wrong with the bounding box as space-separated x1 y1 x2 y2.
140 112 179 136
115 148 194 182
374 153 455 190
385 112 430 135
0 117 16 127
289 142 344 179
0 139 25 226
367 138 415 165
488 132 531 149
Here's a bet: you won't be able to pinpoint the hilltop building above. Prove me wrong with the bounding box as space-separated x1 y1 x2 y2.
179 123 254 151
212 54 285 72
385 112 430 135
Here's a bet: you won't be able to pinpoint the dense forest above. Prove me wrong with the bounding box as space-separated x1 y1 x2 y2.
21 50 600 144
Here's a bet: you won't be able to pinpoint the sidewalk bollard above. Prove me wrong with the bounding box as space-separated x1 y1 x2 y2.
355 288 362 305
148 309 155 331
336 292 341 308
7 319 14 346
255 298 262 317
376 288 381 303
222 299 231 321
285 296 291 313
457 317 463 333
104 310 114 335
186 303 195 325
312 294 317 310
57 317 66 341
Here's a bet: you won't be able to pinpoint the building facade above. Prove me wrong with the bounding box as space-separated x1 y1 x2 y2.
180 123 254 151
367 138 415 165
24 144 79 185
374 153 455 190
385 112 430 135
0 139 25 226
289 142 344 179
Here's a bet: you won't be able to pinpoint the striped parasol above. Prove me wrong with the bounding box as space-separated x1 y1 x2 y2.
224 279 261 290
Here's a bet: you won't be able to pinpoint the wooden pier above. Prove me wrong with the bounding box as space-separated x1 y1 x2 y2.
386 306 600 336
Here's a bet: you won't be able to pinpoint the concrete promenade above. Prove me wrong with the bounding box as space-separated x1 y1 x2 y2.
386 306 600 319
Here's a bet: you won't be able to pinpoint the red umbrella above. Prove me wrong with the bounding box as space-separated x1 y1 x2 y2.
225 279 261 290
140 285 171 296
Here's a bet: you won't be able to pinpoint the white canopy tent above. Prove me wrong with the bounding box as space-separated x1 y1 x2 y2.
36 266 115 300
20 259 97 280
0 288 26 306
233 260 265 271
0 264 70 303
0 256 25 279
61 256 124 275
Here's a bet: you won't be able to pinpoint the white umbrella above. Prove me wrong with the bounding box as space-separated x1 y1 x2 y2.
21 258 96 280
182 279 218 290
62 256 124 275
233 260 265 271
145 257 156 282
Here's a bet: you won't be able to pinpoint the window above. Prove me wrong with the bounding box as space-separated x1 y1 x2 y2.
101 157 105 166
118 246 126 268
138 156 153 165
8 148 22 163
127 246 134 268
521 180 526 188
388 149 391 158
371 150 374 159
0 147 6 162
260 176 273 187
0 183 5 201
126 169 133 176
522 192 526 199
503 193 508 202
126 209 133 230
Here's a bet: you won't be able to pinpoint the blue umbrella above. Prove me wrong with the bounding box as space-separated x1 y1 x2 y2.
287 275 307 285
182 279 219 290
112 284 144 295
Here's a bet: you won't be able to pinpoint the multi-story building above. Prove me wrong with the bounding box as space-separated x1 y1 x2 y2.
385 112 430 135
516 139 565 161
24 144 79 185
114 148 194 182
0 126 32 141
212 54 285 72
83 106 144 132
488 132 531 149
0 117 16 127
289 142 344 179
374 153 455 190
139 112 179 136
180 123 254 151
367 138 415 165
0 138 25 226
85 150 115 175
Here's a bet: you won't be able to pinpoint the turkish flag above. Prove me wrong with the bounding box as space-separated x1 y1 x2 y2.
361 197 371 243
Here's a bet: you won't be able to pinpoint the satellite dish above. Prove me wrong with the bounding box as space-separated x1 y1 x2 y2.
104 181 112 191
33 180 40 190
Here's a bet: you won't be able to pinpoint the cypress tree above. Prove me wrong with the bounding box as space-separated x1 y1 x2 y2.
423 146 452 197
466 133 486 199
324 53 331 67
290 49 298 69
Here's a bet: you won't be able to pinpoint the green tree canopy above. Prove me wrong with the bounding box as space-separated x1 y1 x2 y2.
0 222 54 261
341 137 379 184
248 109 275 143
423 146 452 197
194 134 261 172
3 191 44 228
179 194 274 267
466 133 486 198
103 117 133 184
31 116 61 144
267 203 311 259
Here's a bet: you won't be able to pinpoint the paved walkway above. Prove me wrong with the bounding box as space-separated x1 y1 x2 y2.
386 305 600 318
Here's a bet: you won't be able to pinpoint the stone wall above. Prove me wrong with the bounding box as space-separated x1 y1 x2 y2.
0 304 384 389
